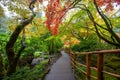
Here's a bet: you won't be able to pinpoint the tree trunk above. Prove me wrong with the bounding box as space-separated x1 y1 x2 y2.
6 8 36 75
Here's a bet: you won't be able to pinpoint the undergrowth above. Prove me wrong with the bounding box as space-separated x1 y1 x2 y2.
3 60 48 80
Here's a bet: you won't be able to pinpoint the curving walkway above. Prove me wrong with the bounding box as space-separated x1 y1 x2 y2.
44 51 76 80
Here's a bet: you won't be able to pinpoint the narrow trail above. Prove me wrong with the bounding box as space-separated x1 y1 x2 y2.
44 51 76 80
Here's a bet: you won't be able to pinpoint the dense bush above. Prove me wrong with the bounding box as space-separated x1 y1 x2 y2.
34 51 42 58
3 60 48 80
71 35 115 52
71 37 98 52
45 36 64 54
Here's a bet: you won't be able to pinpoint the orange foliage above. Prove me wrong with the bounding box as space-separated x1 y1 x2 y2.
45 0 72 35
95 0 120 11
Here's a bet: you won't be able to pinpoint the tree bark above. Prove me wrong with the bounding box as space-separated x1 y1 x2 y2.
6 17 35 75
77 1 120 47
5 0 36 75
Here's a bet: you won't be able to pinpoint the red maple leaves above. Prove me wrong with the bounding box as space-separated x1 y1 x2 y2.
26 0 71 35
45 0 71 35
95 0 120 11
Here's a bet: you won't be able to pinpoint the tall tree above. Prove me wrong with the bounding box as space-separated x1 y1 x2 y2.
4 0 37 75
45 0 80 35
0 0 80 77
76 0 120 47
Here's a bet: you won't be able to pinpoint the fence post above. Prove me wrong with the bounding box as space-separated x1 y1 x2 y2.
97 53 104 80
74 53 77 76
86 54 91 80
70 50 72 64
73 53 76 69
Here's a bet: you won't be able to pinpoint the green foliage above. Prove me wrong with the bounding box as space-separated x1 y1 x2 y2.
0 0 120 79
21 37 43 58
71 34 116 52
71 35 99 52
104 55 120 76
0 6 4 17
3 60 48 80
41 54 49 59
7 0 30 18
76 66 86 80
45 36 63 54
0 33 9 69
0 33 8 53
34 51 42 58
76 65 118 80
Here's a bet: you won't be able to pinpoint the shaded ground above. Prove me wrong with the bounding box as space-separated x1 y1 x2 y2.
44 51 75 80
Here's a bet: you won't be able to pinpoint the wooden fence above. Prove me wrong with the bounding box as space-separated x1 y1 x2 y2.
70 49 120 80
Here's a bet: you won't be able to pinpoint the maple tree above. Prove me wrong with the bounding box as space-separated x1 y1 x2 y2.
94 0 120 47
0 0 80 77
45 0 72 35
96 0 120 11
76 0 120 47
0 0 120 79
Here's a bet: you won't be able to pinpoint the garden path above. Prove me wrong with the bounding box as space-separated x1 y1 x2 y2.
44 51 76 80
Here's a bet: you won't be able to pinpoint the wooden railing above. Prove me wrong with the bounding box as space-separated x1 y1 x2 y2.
70 49 120 80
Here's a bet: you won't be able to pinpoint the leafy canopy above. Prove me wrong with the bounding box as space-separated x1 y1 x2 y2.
96 0 120 11
45 0 72 35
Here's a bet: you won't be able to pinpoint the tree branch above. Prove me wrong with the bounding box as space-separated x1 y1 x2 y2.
94 22 120 46
6 0 36 75
15 29 25 61
93 0 120 44
71 30 84 40
76 2 120 47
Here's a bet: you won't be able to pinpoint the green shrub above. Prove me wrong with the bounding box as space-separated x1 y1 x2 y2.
42 55 49 59
3 60 48 80
71 35 116 52
34 51 42 58
72 38 98 52
45 36 63 54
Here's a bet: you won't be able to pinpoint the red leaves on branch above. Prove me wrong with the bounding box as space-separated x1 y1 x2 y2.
45 0 71 35
95 0 120 11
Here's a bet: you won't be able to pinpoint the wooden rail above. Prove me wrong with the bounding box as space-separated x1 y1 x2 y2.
70 49 120 80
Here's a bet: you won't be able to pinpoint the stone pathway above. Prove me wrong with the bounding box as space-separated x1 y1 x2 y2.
44 51 76 80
